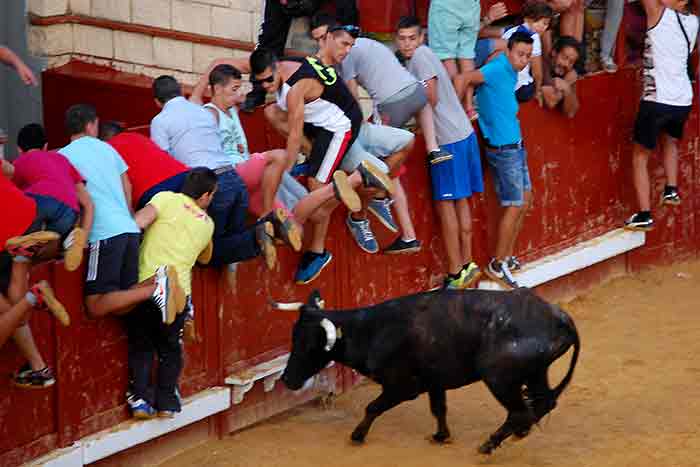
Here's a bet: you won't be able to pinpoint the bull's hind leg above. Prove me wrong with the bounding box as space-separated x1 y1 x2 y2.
525 369 557 423
351 388 417 443
479 381 535 455
428 389 451 443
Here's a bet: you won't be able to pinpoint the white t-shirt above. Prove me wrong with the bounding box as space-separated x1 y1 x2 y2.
502 24 541 90
642 8 698 106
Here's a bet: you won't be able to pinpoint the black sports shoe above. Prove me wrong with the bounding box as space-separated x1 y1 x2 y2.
661 187 681 206
383 237 422 255
240 85 267 113
12 364 55 388
624 212 655 231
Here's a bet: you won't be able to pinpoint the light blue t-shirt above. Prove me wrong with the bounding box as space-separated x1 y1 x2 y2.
59 136 139 242
476 53 522 146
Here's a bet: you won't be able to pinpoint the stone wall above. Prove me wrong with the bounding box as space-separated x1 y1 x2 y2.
28 0 267 85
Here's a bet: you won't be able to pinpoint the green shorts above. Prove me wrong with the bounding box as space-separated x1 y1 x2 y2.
427 0 481 61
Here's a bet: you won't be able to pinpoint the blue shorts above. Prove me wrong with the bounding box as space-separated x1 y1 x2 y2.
26 193 79 239
430 133 484 201
485 144 532 207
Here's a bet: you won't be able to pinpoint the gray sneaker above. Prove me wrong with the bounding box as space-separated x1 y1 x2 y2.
368 198 398 233
485 259 519 290
346 215 378 254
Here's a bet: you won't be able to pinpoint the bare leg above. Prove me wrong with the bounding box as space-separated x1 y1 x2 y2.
85 286 155 319
7 260 30 305
455 197 473 264
559 0 585 41
392 181 417 241
0 295 33 349
435 200 463 275
419 105 440 153
306 178 341 254
506 191 532 258
632 143 653 212
661 134 679 187
260 149 289 215
495 206 523 261
6 261 46 370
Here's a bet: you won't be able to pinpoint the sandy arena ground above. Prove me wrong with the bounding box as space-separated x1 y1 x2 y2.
165 261 700 467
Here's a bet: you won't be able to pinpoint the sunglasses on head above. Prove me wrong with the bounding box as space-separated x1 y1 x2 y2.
328 24 361 38
251 75 275 85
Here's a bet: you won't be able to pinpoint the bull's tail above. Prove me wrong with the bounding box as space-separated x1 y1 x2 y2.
551 315 580 400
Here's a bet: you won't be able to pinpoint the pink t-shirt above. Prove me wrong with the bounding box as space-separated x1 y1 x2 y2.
12 150 84 212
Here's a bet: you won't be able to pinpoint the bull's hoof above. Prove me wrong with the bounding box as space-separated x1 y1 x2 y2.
350 431 367 444
477 440 496 455
513 428 531 440
431 432 452 444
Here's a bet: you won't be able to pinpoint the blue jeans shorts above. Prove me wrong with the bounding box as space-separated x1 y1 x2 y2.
485 144 532 207
475 39 496 68
26 193 79 238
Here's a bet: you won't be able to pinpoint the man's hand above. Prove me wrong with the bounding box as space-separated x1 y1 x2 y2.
553 77 571 95
486 2 508 23
15 61 37 86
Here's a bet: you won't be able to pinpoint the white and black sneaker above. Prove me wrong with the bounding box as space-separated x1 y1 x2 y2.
624 212 654 231
661 186 681 206
152 265 177 324
485 258 519 290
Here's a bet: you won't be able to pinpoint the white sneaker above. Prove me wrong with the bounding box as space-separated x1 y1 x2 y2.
152 265 172 323
601 56 617 73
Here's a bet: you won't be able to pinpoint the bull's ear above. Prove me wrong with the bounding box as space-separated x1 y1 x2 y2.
308 289 324 309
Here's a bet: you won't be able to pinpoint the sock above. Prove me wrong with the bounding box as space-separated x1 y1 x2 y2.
25 291 38 307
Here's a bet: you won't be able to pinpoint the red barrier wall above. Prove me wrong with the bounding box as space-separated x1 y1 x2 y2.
1 60 698 466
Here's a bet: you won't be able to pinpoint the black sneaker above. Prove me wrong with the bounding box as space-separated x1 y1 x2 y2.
240 86 267 113
383 237 422 255
506 256 522 272
661 187 681 206
624 213 655 231
12 364 55 388
485 258 519 289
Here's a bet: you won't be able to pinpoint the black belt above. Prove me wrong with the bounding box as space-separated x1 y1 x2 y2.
485 141 523 152
214 164 235 175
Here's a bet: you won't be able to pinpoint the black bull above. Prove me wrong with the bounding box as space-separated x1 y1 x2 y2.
275 287 580 454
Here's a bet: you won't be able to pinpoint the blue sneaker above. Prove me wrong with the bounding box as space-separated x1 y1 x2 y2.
295 251 333 284
368 198 398 233
346 215 378 254
128 395 156 419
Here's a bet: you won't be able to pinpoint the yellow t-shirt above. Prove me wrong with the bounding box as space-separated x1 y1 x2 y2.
139 192 214 294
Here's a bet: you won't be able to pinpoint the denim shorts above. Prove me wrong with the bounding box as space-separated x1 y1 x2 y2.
26 193 79 238
474 39 496 68
340 123 414 173
485 145 532 207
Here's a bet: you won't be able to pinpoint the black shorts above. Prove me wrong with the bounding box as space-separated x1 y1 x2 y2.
85 233 140 296
516 82 536 103
633 101 692 150
304 123 358 184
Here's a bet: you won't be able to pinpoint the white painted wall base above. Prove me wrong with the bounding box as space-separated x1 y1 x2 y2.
23 387 230 467
479 228 645 290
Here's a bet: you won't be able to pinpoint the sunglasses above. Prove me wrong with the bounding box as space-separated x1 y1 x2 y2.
328 24 361 38
251 75 275 85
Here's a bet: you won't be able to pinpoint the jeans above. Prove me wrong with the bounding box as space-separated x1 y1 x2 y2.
125 300 187 412
601 0 624 59
137 171 189 210
485 145 532 207
208 170 259 266
26 193 78 238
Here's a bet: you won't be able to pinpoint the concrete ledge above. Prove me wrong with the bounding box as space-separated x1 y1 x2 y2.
226 354 289 404
81 387 230 464
479 228 646 290
24 444 82 467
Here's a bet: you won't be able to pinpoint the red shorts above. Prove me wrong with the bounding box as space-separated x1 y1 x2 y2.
234 153 293 219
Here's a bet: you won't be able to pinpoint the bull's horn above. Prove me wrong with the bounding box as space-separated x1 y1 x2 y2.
320 318 337 352
268 300 304 311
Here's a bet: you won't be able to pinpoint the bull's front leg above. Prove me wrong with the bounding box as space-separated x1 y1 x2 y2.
428 389 451 443
351 389 413 443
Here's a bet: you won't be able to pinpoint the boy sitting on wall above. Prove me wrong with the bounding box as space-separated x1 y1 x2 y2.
125 168 216 418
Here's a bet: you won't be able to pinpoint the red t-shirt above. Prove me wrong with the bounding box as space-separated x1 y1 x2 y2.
108 132 189 207
12 150 84 212
1 175 37 250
